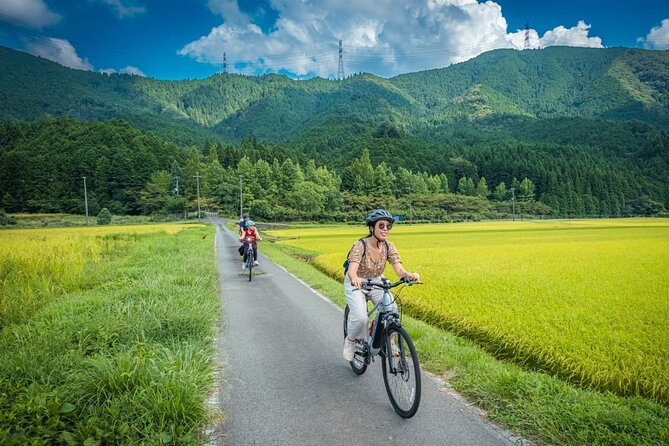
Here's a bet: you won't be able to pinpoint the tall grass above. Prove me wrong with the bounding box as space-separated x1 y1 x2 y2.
2 213 154 228
0 224 219 445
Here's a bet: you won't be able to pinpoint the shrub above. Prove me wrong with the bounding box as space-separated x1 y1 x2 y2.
97 208 112 225
0 209 16 226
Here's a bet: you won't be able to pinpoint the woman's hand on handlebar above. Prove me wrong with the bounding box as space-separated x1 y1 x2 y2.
404 272 420 284
350 275 364 290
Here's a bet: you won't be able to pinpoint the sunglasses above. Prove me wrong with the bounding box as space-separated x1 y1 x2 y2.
377 222 393 230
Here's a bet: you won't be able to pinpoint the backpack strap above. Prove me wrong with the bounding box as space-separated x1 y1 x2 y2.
344 237 366 273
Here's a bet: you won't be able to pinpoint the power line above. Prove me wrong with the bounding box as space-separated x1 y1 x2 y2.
5 24 532 72
11 18 667 79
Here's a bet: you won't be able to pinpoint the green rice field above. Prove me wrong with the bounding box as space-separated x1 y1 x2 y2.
265 218 669 403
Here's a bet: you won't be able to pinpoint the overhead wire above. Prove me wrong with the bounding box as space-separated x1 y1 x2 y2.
1 10 528 78
3 11 667 79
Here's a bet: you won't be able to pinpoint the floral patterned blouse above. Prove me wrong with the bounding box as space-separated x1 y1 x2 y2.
347 239 401 279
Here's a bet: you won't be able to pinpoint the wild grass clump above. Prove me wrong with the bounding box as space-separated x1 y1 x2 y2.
5 213 164 229
0 224 219 445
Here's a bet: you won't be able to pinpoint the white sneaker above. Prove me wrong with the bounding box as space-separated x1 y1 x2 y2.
343 338 355 362
390 334 400 357
391 341 400 357
242 263 247 270
253 260 259 266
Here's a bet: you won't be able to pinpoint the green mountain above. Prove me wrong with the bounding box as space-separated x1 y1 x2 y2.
2 45 668 145
1 45 668 218
392 46 669 125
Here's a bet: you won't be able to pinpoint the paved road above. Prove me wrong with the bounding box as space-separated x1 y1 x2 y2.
213 222 518 445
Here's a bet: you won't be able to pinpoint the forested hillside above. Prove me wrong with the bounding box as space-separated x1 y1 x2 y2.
2 45 668 139
0 45 668 219
1 117 666 220
392 47 669 126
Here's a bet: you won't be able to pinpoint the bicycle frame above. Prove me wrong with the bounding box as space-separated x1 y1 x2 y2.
241 237 256 281
242 238 256 261
345 277 421 417
359 279 402 363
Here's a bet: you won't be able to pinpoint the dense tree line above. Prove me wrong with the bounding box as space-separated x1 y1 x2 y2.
2 117 666 221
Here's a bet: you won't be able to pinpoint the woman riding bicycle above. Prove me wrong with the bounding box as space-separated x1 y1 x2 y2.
239 220 262 270
343 209 420 362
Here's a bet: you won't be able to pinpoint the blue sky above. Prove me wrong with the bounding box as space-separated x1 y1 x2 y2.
0 0 667 80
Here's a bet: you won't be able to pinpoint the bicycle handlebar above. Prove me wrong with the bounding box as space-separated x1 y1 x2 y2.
362 277 422 290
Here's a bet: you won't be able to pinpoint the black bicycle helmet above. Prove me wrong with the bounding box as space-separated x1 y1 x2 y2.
365 209 395 226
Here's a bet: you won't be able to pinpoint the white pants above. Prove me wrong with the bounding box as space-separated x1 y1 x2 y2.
344 276 398 341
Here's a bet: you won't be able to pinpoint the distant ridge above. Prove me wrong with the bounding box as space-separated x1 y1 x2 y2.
1 45 668 145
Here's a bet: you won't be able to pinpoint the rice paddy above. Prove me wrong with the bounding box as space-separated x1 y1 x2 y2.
266 218 669 402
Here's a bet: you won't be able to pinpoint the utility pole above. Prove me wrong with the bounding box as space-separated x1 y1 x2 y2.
223 52 227 74
239 175 243 220
511 187 516 221
524 22 531 50
194 171 201 222
337 40 344 80
174 176 180 195
82 176 89 226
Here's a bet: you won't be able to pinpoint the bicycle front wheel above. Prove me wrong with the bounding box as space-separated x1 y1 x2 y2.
381 324 421 418
247 246 254 281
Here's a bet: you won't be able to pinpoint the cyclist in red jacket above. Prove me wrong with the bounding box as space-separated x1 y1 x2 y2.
239 221 262 270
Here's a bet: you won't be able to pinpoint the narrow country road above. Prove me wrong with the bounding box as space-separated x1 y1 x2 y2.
212 221 518 445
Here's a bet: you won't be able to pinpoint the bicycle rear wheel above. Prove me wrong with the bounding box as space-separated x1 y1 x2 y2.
343 305 367 375
381 324 421 418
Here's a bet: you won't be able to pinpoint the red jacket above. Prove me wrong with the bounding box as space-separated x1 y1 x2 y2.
241 227 259 244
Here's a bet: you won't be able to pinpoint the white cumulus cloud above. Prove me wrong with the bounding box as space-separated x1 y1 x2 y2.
100 66 146 76
640 19 669 50
120 65 145 76
26 38 94 70
179 0 605 78
99 0 146 18
0 0 60 28
538 20 602 48
207 0 247 24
